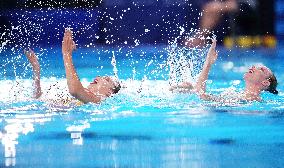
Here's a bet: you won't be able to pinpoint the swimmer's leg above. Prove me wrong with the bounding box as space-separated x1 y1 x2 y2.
24 49 42 99
200 0 238 32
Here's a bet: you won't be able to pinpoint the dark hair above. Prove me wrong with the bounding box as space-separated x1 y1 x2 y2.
265 73 278 95
112 81 121 94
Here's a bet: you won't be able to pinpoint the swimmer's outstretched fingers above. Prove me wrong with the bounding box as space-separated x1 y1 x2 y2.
62 28 76 54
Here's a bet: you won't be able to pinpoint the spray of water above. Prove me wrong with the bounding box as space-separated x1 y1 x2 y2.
111 51 118 79
0 1 221 110
166 28 215 86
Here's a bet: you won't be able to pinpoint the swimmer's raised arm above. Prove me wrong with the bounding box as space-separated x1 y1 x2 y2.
194 39 218 100
24 49 42 99
62 29 101 103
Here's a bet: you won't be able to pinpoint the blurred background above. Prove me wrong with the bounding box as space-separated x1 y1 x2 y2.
0 0 281 48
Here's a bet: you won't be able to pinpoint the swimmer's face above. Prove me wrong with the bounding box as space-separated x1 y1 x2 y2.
244 65 273 88
87 76 117 97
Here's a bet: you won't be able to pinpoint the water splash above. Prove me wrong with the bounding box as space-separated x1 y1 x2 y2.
111 51 118 79
0 39 10 54
167 28 214 86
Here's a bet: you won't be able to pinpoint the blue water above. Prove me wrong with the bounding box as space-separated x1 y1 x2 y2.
0 45 284 167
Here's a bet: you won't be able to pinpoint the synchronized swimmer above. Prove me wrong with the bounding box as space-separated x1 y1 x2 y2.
171 39 278 102
25 29 121 104
24 29 278 105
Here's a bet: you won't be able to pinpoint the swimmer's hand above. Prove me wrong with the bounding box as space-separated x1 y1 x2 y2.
24 48 40 70
207 39 218 65
62 28 77 55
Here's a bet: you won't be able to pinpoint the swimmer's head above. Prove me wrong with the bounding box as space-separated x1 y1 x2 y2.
244 65 278 94
88 76 121 97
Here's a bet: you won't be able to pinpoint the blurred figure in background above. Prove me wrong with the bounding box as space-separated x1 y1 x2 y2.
200 0 238 33
186 0 257 47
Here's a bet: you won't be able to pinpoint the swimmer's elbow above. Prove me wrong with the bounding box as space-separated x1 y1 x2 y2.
68 87 84 100
69 90 77 98
68 88 100 104
68 84 83 97
69 91 89 104
199 94 209 100
196 91 211 101
68 86 77 97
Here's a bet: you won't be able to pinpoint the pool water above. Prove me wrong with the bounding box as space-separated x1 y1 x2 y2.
0 45 284 167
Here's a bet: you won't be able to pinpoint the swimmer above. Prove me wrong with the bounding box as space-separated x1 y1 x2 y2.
172 39 278 102
24 29 121 104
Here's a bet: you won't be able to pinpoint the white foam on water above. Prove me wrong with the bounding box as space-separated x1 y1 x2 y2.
0 77 175 109
0 78 71 104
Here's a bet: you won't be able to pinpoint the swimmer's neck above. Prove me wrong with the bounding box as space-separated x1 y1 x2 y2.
243 85 262 101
